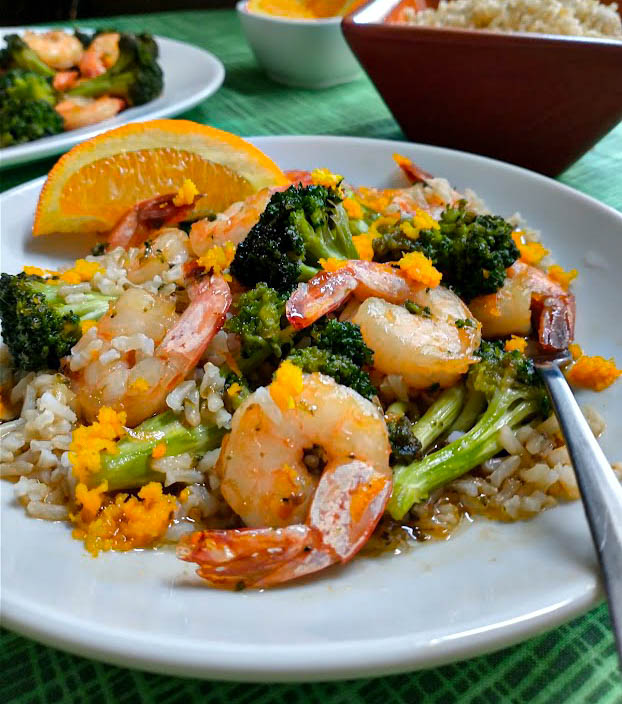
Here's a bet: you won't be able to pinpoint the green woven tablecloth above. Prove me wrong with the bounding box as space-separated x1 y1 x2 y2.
1 10 620 702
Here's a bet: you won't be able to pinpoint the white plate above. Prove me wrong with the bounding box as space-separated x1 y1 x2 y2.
0 27 225 170
1 136 621 682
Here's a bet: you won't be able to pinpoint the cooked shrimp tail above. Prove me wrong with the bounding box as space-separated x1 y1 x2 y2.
107 192 202 250
532 292 576 353
469 262 575 352
178 459 391 589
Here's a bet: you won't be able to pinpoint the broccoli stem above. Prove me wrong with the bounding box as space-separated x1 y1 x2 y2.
411 384 466 452
388 393 540 520
386 401 409 417
89 411 225 491
448 390 486 433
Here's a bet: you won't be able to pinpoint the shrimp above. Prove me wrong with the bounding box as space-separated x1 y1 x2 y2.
286 260 481 389
188 171 314 258
55 96 125 131
53 70 79 92
69 275 231 426
23 30 84 70
468 261 576 352
189 189 273 258
78 32 120 78
107 193 201 250
126 228 192 285
177 372 392 588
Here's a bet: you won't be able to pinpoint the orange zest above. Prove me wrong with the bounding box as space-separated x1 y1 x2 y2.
270 360 303 411
547 264 577 290
398 251 442 287
512 231 549 266
505 336 527 354
566 355 621 392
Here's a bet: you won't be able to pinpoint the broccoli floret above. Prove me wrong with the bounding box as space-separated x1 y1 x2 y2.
372 201 519 300
309 319 373 366
0 68 56 104
287 347 376 400
0 273 115 371
88 411 225 491
0 97 64 147
388 341 550 520
0 34 55 77
230 184 359 293
67 32 163 106
0 69 60 146
387 415 422 465
224 283 296 376
286 318 376 398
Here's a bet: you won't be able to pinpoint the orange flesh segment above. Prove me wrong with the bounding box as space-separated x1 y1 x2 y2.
58 148 255 230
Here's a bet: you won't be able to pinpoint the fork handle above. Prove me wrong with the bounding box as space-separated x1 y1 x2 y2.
538 362 622 662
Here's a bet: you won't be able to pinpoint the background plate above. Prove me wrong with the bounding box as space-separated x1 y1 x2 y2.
0 27 225 169
1 136 621 681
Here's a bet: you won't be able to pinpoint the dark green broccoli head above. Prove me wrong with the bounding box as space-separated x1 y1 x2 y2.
287 347 376 400
224 282 295 374
67 32 163 106
309 318 373 367
0 273 115 371
0 34 55 77
0 98 64 147
372 201 519 300
386 415 422 465
0 69 56 104
230 184 358 294
0 273 80 371
415 202 519 301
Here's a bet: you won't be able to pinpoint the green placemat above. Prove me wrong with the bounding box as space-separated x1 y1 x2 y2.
1 10 621 703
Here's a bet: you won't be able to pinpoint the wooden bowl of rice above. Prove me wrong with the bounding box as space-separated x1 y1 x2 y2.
342 0 622 175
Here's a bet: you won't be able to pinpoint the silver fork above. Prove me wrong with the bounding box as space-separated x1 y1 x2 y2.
534 352 622 664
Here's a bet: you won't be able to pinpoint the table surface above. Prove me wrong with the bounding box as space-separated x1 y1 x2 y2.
1 9 621 704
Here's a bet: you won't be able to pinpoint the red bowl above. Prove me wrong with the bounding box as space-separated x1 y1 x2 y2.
342 0 622 175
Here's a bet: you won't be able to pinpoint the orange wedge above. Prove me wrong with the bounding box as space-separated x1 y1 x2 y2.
33 119 289 235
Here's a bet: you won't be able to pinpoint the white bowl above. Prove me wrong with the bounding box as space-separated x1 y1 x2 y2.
236 0 362 89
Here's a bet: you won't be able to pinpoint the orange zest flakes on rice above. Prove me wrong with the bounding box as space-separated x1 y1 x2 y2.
69 407 127 484
172 178 199 207
352 234 374 261
511 231 549 266
311 168 342 189
319 257 349 272
80 320 97 333
72 482 177 557
75 481 108 522
197 241 236 279
342 197 363 220
505 336 527 354
270 360 303 411
547 264 577 290
151 442 167 459
398 251 442 288
59 259 104 285
566 355 621 392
